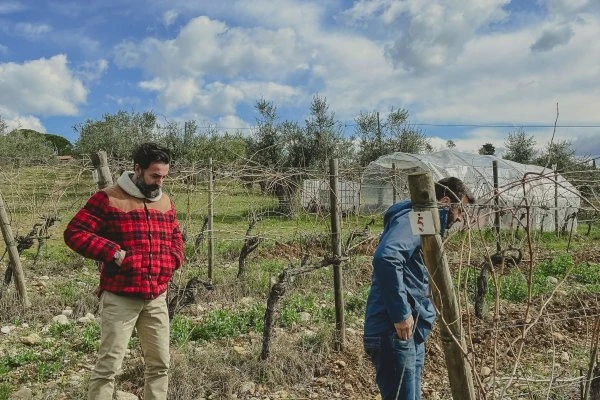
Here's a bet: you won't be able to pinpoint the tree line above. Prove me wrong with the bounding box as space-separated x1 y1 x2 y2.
0 96 593 173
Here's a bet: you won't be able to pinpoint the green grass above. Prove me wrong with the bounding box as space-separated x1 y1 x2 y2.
0 348 40 376
0 344 65 383
481 254 600 303
48 321 75 338
78 322 101 353
36 360 62 382
0 383 11 400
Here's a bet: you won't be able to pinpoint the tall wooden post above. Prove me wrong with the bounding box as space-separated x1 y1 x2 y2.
493 161 501 252
554 167 559 236
392 162 398 204
0 192 31 307
329 158 345 350
408 172 475 400
207 158 214 283
90 150 113 190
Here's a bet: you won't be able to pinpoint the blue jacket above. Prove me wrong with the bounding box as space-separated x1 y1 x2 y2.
364 200 439 344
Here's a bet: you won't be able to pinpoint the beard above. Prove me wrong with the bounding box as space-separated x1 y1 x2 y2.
135 175 161 198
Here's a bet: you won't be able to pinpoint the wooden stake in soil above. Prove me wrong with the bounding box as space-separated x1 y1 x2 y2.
207 158 214 283
90 150 113 190
0 191 31 307
493 160 501 253
392 162 398 204
329 158 345 350
408 172 475 400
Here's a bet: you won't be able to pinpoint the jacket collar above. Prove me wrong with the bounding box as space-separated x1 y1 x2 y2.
117 171 163 202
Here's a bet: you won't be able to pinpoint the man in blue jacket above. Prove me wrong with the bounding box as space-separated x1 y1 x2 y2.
364 177 475 400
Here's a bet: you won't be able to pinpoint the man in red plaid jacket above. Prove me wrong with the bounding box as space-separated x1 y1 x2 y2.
64 142 184 400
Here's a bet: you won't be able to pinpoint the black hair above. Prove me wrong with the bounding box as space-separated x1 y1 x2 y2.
132 142 171 169
435 177 476 204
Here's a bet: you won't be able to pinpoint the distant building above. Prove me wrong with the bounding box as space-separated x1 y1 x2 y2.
57 155 75 163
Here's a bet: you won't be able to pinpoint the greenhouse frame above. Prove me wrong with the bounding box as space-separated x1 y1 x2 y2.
360 150 580 232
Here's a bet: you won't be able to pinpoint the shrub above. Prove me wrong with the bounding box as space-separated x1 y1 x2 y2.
191 304 265 342
572 262 600 284
536 255 574 277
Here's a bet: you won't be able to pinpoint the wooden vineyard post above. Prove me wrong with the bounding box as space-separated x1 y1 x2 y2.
407 172 475 400
0 191 31 307
90 150 113 190
392 162 397 204
207 158 214 283
493 161 501 252
329 158 345 350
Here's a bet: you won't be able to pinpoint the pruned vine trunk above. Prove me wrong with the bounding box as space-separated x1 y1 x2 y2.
260 255 344 360
238 218 262 278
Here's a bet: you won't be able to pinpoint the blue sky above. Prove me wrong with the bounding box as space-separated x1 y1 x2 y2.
1 0 599 157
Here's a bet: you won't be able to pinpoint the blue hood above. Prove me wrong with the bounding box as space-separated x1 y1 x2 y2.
364 200 437 343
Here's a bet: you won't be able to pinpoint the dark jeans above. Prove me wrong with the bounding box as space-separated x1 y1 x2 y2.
364 332 425 400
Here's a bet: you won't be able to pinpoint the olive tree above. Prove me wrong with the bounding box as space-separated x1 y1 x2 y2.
74 110 157 159
503 129 537 164
478 143 496 155
354 107 430 166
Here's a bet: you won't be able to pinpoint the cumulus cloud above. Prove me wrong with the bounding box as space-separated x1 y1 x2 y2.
115 15 311 115
407 13 600 129
0 54 87 116
0 106 45 132
530 25 574 52
340 0 509 72
108 0 600 158
115 16 308 80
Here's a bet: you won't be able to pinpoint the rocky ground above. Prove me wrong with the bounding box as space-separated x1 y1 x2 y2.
2 290 597 399
1 241 598 399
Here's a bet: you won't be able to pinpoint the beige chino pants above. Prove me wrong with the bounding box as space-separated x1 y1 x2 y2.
88 291 170 400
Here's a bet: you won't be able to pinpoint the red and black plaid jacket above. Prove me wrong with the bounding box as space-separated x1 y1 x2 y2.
64 185 184 299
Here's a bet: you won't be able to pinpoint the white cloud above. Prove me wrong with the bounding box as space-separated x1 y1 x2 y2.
430 126 598 158
340 0 510 72
233 0 323 31
0 54 87 116
0 43 7 54
531 25 574 52
429 128 507 155
402 14 600 128
115 15 311 114
163 9 179 27
76 59 108 82
0 1 25 14
0 106 45 132
545 0 590 15
161 78 199 111
14 22 52 37
106 0 599 160
217 114 252 133
105 94 140 107
115 16 308 80
139 78 166 91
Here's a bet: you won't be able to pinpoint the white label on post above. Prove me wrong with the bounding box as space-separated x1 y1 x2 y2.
409 211 436 235
92 170 99 183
